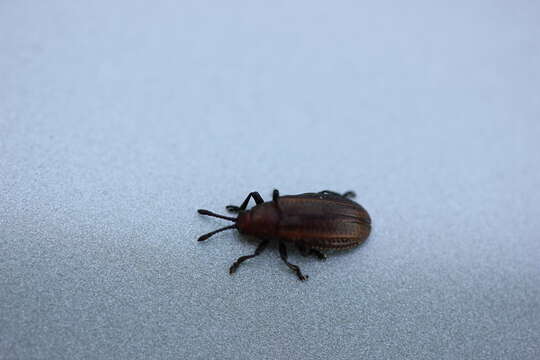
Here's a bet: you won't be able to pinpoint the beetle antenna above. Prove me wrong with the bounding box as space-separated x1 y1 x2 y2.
198 225 237 241
197 209 237 222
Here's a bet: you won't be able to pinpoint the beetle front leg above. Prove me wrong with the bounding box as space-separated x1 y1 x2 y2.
229 240 269 274
226 191 264 213
279 242 308 281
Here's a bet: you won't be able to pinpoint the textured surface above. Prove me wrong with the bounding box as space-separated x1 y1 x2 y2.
1 1 540 359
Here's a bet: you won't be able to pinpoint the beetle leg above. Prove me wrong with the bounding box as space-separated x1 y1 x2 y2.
309 248 327 260
272 189 283 215
229 240 269 274
296 245 327 260
296 244 309 256
226 192 264 213
225 205 241 212
319 190 356 199
279 242 308 281
272 189 280 202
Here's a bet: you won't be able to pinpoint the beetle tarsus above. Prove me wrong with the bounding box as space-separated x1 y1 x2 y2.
343 191 356 199
312 249 327 260
297 245 327 261
279 242 309 281
226 192 265 213
292 266 309 281
229 240 269 275
320 190 356 199
226 205 241 213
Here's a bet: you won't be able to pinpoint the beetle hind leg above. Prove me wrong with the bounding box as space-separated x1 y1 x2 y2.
279 242 308 281
296 244 327 260
308 248 327 260
319 190 356 199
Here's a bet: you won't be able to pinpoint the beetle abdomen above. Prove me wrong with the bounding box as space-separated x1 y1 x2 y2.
276 195 371 250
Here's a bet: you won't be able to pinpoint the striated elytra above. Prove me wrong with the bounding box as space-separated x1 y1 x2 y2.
197 189 371 281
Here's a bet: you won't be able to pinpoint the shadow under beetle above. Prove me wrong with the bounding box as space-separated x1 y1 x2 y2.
197 189 371 281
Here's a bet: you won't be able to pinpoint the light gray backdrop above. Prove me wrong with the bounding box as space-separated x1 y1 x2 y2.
1 1 539 359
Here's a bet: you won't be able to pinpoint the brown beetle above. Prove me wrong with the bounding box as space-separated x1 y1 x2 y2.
197 189 371 280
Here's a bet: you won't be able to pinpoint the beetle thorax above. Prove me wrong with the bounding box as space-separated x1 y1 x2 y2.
237 204 280 238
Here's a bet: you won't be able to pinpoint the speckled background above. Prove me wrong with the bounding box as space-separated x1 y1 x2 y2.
1 1 539 359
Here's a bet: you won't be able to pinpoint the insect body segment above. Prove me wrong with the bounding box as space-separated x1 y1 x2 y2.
197 189 371 280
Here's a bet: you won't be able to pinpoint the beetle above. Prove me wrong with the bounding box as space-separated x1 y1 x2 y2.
197 189 371 280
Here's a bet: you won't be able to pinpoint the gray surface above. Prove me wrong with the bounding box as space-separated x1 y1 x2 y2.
1 1 540 359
